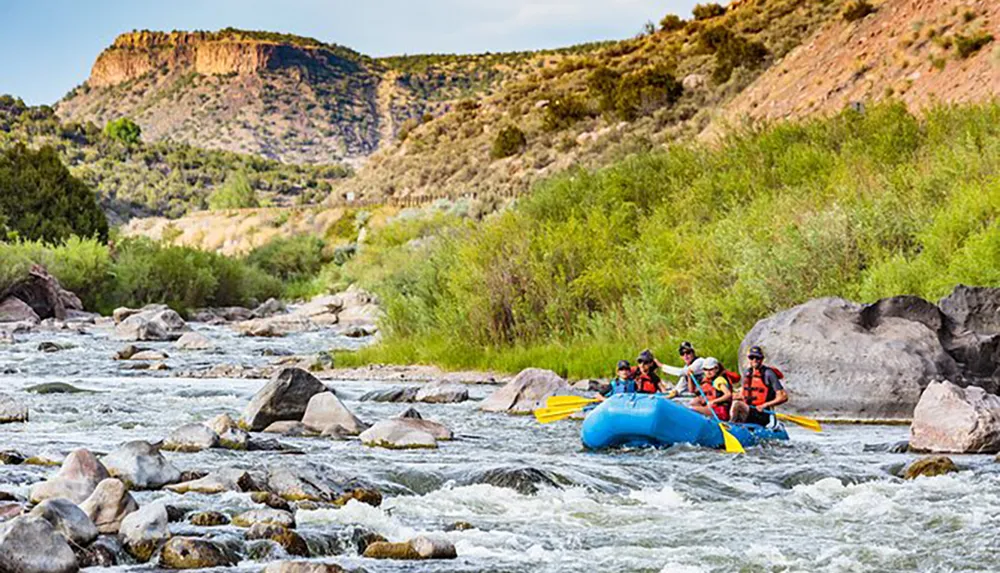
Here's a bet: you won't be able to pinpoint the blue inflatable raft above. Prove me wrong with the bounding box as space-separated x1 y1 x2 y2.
581 393 789 450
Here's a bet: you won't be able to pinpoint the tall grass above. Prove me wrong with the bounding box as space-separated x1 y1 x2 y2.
336 102 1000 377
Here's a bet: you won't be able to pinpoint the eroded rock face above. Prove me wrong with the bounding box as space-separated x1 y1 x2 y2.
0 516 79 573
241 368 327 431
101 440 181 489
910 381 1000 453
301 392 368 435
480 368 570 414
79 479 138 534
2 266 82 321
30 449 110 504
28 498 98 547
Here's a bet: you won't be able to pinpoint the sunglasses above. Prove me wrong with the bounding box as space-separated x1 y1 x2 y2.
748 355 763 360
680 350 694 356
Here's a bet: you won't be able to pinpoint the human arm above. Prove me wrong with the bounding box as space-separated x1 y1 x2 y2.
709 380 732 406
755 371 788 410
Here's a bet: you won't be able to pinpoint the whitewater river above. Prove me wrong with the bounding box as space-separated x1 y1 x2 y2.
1 322 999 572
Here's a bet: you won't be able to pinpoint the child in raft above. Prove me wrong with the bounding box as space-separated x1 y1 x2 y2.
595 360 637 401
689 357 734 421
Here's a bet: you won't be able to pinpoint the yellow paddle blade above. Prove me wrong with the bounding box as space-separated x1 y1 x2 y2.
545 396 601 409
534 405 586 424
720 424 746 454
776 412 822 432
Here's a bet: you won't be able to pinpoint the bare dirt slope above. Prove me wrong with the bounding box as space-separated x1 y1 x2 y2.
720 0 999 126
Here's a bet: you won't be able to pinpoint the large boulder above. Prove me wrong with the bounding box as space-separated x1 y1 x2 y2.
360 419 440 449
101 440 181 489
241 368 328 431
119 502 170 562
30 449 110 504
415 381 469 404
265 466 376 505
301 392 368 435
162 424 219 453
174 331 214 350
741 297 960 420
0 394 28 424
363 536 456 560
28 498 98 546
159 537 235 569
115 306 188 341
910 381 1000 453
2 266 82 321
0 516 78 573
0 297 40 324
939 285 1000 382
480 368 571 414
359 387 420 403
79 479 138 534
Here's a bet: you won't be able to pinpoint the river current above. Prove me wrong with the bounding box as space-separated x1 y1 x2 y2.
1 322 999 573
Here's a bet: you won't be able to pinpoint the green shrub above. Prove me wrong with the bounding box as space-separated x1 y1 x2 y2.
542 95 593 131
207 171 259 210
615 67 684 121
692 3 726 21
103 117 142 146
954 32 994 59
490 125 528 159
0 145 108 243
842 0 875 22
660 14 686 32
245 235 329 282
587 67 623 114
699 26 768 83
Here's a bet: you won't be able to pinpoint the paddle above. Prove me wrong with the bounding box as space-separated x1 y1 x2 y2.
691 382 745 454
766 410 822 432
533 396 602 424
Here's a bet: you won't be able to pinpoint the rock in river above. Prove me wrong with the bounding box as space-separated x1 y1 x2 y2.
0 394 28 424
162 424 219 453
480 368 571 414
241 368 327 431
231 508 295 529
903 456 958 479
120 502 170 562
174 331 214 350
30 449 110 504
159 537 235 569
79 478 138 534
363 536 456 560
28 498 98 546
246 523 309 556
910 380 1000 453
415 381 469 404
166 469 255 495
207 413 250 450
115 306 188 341
360 419 438 449
101 440 181 489
262 562 346 573
301 392 368 435
0 516 79 573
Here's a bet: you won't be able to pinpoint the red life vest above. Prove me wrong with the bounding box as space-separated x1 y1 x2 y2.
742 366 784 407
700 376 732 405
633 367 660 394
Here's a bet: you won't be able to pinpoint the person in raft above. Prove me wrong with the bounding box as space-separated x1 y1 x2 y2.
635 349 669 393
660 341 703 398
730 345 788 426
595 360 638 401
689 357 733 421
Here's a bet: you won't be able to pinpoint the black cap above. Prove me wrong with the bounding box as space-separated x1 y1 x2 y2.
637 350 655 364
617 360 631 370
748 345 764 359
678 341 695 355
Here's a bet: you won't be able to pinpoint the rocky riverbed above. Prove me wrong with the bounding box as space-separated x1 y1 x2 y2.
1 293 1000 571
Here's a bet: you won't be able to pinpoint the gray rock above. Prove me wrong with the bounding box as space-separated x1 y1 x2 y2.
0 298 40 324
0 394 28 424
266 467 334 502
246 524 309 556
115 307 188 341
174 331 214 350
262 561 346 573
128 350 169 361
119 502 169 562
409 535 458 559
910 380 1000 453
231 508 295 529
479 368 570 414
162 424 219 453
114 344 147 360
30 449 110 504
415 381 469 404
359 387 419 403
741 297 960 420
101 440 181 489
360 419 440 449
262 421 318 437
79 479 138 534
0 516 78 573
470 466 565 495
301 392 368 435
241 368 328 431
159 536 236 569
28 498 98 546
397 407 422 419
206 414 249 450
252 298 286 318
166 469 254 495
25 383 91 395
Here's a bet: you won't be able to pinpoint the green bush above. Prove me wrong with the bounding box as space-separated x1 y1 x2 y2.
692 3 726 21
587 67 623 115
103 118 142 146
245 235 329 282
490 125 528 159
954 32 994 59
0 145 108 243
207 171 259 210
542 95 593 131
614 67 684 121
841 0 876 22
699 26 768 83
660 14 686 32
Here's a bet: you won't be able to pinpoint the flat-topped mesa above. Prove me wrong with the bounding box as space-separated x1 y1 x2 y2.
89 29 355 88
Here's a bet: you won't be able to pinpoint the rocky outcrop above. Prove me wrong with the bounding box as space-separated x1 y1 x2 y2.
28 499 98 547
101 440 181 489
30 449 110 504
480 368 571 414
79 478 138 534
300 392 367 435
234 288 380 338
119 503 170 561
0 394 28 424
115 305 188 341
0 516 79 573
241 368 328 431
910 381 1000 453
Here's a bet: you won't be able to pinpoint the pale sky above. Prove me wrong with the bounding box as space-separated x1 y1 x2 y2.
0 0 700 105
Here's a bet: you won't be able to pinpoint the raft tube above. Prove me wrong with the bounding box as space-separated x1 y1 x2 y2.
580 393 789 450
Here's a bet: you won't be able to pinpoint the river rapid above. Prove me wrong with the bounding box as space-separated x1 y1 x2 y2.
1 322 999 573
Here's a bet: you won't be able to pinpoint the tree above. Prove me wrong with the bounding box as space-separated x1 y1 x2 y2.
207 171 259 210
692 3 726 20
660 14 686 32
0 144 109 243
104 117 142 146
614 67 684 121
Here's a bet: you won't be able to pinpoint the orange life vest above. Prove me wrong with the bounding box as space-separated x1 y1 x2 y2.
635 370 661 394
742 366 783 407
700 376 732 405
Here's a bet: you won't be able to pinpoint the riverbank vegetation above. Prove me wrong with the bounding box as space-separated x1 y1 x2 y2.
334 102 1000 377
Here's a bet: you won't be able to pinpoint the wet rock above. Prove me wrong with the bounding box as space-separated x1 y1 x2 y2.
0 297 40 324
232 508 295 529
115 306 188 342
248 438 304 453
301 392 368 435
176 470 209 483
360 420 437 449
266 467 351 503
79 478 137 534
415 381 469 404
246 523 309 556
206 414 249 450
166 469 255 495
236 316 314 338
262 562 346 573
939 286 1000 383
0 451 25 465
253 298 286 318
164 505 189 522
159 537 236 569
189 511 229 526
351 528 387 554
250 492 292 511
359 386 418 403
409 536 458 559
37 341 72 353
241 368 328 431
174 331 214 350
128 350 169 361
0 502 22 521
363 541 420 560
445 521 475 531
480 368 570 414
28 498 98 546
190 307 253 324
76 535 120 567
0 394 28 424
0 516 78 573
910 380 1000 453
741 297 960 420
471 466 565 495
25 383 92 395
120 502 169 562
572 379 610 394
101 440 181 489
30 449 110 504
903 456 958 480
262 421 319 437
397 407 422 419
113 344 147 360
333 488 382 508
162 424 219 453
